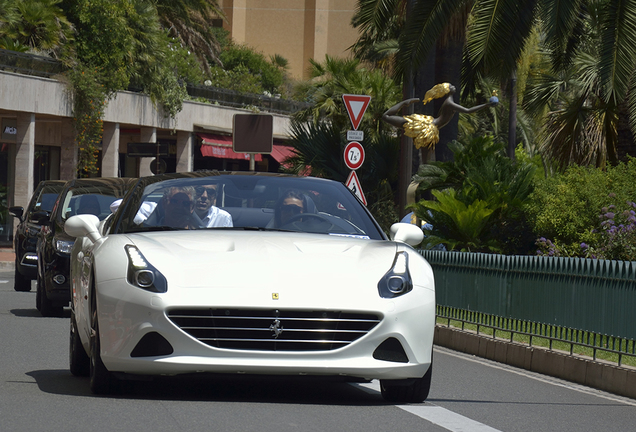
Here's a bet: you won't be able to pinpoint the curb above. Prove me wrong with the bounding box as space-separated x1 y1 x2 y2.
434 325 636 400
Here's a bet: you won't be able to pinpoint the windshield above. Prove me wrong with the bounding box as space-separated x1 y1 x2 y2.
59 186 128 222
116 174 384 240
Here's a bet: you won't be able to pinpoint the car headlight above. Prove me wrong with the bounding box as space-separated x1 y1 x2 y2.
54 239 75 254
378 251 413 298
125 245 167 293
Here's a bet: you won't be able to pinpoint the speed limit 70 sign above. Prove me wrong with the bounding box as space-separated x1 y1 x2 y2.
344 141 365 170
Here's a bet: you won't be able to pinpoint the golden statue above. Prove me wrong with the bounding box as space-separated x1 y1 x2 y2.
382 83 498 149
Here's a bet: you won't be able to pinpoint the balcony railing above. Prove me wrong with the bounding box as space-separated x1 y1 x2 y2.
0 49 66 78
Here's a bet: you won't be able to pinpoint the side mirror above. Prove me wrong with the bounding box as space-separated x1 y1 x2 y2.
390 222 424 247
64 214 102 243
8 206 24 222
30 210 51 225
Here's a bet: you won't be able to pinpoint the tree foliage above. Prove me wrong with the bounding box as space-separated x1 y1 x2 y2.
411 136 537 254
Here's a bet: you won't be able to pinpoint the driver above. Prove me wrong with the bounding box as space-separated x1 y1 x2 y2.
274 189 306 227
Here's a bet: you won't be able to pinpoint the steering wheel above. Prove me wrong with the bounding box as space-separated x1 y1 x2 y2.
280 213 337 233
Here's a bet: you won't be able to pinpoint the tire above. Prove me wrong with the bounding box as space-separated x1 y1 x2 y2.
380 362 433 404
89 318 118 395
69 314 90 376
37 272 63 317
14 264 32 292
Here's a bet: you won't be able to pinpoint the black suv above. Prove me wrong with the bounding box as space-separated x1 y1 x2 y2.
9 180 66 292
36 177 134 316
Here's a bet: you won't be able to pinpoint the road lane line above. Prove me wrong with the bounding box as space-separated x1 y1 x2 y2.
353 381 503 432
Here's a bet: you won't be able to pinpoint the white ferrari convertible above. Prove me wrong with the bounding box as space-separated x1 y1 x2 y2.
64 172 435 402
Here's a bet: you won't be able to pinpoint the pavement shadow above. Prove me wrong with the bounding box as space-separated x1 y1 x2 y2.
10 308 71 318
26 370 386 406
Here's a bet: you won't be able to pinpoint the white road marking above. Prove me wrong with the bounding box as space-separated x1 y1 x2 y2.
0 280 9 284
435 346 636 407
353 381 503 432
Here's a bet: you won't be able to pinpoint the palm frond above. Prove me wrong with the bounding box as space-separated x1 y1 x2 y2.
598 0 636 103
466 0 539 82
398 0 469 75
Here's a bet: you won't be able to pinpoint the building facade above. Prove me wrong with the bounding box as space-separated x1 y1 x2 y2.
220 0 359 79
0 69 293 247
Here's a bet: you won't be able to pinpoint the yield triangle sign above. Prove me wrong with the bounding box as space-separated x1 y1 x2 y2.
342 94 371 130
345 171 367 205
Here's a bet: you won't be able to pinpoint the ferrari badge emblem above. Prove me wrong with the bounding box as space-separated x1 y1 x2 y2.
272 293 279 300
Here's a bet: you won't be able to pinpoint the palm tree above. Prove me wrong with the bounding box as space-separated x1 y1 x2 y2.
398 0 636 165
522 3 636 168
155 0 224 73
1 0 73 57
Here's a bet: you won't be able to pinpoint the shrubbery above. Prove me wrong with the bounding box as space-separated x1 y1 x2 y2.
526 159 636 260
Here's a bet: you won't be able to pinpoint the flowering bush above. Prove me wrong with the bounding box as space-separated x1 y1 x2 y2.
536 194 636 261
586 199 636 260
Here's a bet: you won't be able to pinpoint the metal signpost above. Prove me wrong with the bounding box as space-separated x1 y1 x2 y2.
342 94 371 205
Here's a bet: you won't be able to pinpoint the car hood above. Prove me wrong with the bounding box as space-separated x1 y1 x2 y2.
125 230 400 307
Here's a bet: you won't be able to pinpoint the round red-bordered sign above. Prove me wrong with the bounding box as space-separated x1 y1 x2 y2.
344 141 365 170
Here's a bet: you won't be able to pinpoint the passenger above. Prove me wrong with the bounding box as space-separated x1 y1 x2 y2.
273 189 306 227
77 195 100 217
194 184 233 227
161 186 198 229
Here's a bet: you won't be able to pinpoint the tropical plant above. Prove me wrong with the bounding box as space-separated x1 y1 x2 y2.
0 0 73 57
410 136 537 254
293 55 402 134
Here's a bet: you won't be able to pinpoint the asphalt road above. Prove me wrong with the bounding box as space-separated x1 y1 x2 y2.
2 269 636 432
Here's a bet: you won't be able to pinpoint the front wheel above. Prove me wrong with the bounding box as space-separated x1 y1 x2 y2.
89 318 118 394
37 273 62 317
69 314 90 376
14 264 32 292
380 363 433 403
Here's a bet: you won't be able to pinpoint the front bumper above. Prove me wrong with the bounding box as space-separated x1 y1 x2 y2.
94 278 435 380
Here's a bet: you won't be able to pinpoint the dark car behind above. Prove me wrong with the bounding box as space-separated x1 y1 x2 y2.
9 180 66 292
36 177 134 316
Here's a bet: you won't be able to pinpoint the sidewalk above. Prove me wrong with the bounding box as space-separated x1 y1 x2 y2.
0 248 15 270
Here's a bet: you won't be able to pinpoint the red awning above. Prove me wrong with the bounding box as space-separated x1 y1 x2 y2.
270 145 295 165
198 133 263 161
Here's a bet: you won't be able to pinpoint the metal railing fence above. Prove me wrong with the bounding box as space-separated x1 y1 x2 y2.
419 250 636 363
186 84 311 115
437 305 636 366
0 49 66 78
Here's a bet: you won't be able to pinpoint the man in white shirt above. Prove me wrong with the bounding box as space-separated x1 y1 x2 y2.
194 184 233 227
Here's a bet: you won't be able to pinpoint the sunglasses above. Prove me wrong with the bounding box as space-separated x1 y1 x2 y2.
169 198 193 208
195 186 217 198
281 204 303 215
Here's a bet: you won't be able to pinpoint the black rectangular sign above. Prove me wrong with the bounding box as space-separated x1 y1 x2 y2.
127 142 169 157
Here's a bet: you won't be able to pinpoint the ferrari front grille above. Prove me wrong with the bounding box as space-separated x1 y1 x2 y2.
167 308 382 351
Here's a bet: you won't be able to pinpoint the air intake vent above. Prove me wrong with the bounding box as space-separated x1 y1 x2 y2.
373 337 409 363
167 308 381 352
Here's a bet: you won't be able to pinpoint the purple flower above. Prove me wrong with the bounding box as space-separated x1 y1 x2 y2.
604 212 615 219
580 243 588 249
